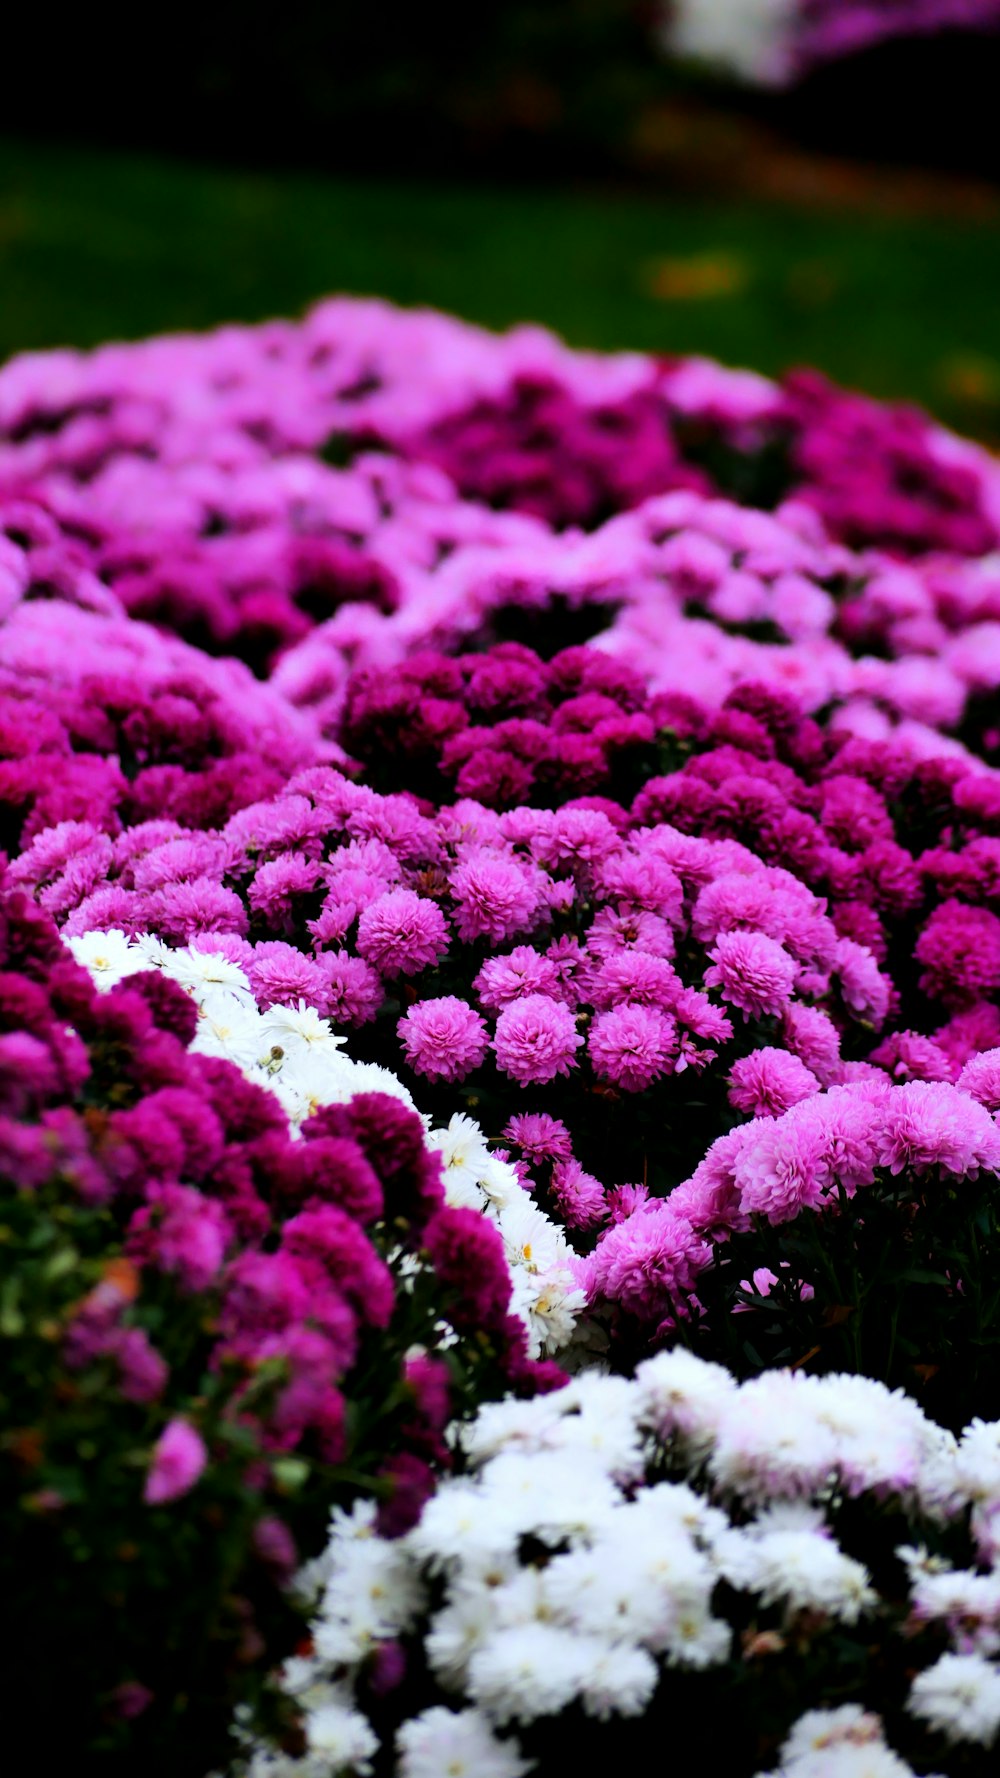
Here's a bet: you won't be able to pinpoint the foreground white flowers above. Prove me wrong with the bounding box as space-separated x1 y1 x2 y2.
231 1353 1000 1775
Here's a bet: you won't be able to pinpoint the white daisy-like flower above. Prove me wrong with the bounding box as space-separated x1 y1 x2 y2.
396 1707 531 1778
259 998 348 1056
428 1112 494 1183
908 1650 1000 1745
67 928 143 989
189 998 265 1071
158 943 255 1006
304 1695 377 1770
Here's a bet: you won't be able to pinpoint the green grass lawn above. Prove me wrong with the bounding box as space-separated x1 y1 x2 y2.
2 135 1000 436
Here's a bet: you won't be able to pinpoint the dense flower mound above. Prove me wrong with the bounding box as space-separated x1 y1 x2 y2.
0 532 333 856
23 683 1000 1312
0 877 561 1774
590 1074 1000 1429
5 304 1000 716
68 930 586 1363
240 1354 1000 1776
9 302 1000 1771
661 0 1000 87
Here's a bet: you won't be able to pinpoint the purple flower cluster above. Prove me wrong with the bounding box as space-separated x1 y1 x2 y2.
1 872 550 1457
0 864 560 1759
10 300 1000 1759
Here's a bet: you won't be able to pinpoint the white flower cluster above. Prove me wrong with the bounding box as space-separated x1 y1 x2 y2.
756 1705 926 1778
237 1352 1000 1775
67 931 584 1357
66 928 418 1127
429 1114 587 1358
659 0 797 85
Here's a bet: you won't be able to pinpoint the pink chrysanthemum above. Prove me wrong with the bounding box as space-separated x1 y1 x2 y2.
588 1206 710 1319
502 1112 574 1164
588 1003 677 1092
316 950 384 1026
492 993 583 1087
834 937 891 1029
728 1047 821 1119
958 1048 1000 1112
916 901 1000 1010
473 945 562 1011
356 888 449 978
450 850 541 944
879 1080 1000 1178
144 1418 208 1505
397 996 489 1083
247 942 330 1011
703 929 798 1022
549 1158 607 1229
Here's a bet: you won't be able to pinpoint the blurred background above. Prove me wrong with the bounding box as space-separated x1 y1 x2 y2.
3 0 1000 439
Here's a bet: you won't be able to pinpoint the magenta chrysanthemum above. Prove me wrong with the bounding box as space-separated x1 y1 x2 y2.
356 889 450 978
588 1003 678 1092
703 929 798 1022
397 997 489 1083
492 994 583 1087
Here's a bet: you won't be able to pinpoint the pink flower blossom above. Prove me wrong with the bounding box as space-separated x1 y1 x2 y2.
144 1418 208 1505
398 996 489 1083
450 851 542 945
492 993 583 1087
356 888 449 978
704 929 798 1022
728 1047 821 1118
588 1003 678 1092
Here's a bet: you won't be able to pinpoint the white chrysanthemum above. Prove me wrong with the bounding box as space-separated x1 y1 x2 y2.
189 997 266 1070
710 1371 837 1500
540 1381 645 1480
634 1346 737 1455
396 1707 531 1778
277 1655 329 1703
276 1048 419 1126
661 0 796 85
304 1695 377 1770
543 1526 710 1648
479 1449 620 1543
425 1580 512 1688
132 930 172 969
462 1393 569 1465
719 1517 875 1624
67 928 143 989
910 1566 1000 1649
908 1650 1000 1745
408 1481 522 1571
259 998 348 1056
579 1640 659 1719
758 1702 922 1775
428 1113 495 1192
494 1193 566 1275
467 1622 617 1723
627 1479 729 1548
314 1539 425 1664
158 944 255 1006
508 1263 586 1360
477 1154 525 1214
810 1373 936 1499
955 1418 1000 1503
780 1704 884 1763
660 1605 732 1669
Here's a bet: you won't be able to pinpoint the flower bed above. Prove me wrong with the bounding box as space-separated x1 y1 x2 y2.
6 300 1000 1772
